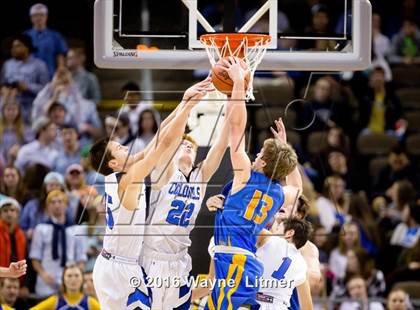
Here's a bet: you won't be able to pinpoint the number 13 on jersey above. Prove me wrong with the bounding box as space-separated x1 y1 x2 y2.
243 190 274 224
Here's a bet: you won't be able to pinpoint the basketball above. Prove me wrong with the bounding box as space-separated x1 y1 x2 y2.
211 58 250 96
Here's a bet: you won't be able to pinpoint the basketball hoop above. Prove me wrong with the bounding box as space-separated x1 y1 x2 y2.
200 33 271 100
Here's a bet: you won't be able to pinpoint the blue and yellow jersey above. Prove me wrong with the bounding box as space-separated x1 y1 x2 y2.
214 170 284 253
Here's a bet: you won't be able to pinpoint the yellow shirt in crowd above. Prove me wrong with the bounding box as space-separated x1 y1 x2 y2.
29 292 100 310
368 91 386 133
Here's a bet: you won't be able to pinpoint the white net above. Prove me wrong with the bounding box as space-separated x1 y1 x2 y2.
200 34 271 100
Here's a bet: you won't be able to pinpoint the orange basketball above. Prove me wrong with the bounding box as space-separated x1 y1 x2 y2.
211 58 250 96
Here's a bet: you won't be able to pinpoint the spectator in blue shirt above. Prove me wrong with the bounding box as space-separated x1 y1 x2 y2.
0 34 49 123
66 48 101 105
25 3 68 78
52 123 81 175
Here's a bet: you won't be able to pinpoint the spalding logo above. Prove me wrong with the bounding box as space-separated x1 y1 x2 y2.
113 51 137 57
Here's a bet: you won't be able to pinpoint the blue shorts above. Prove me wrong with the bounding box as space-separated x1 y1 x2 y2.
205 253 263 310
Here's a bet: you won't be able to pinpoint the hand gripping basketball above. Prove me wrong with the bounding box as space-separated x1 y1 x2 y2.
211 56 250 96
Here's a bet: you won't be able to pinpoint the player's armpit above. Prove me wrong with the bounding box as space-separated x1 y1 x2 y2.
281 185 301 210
296 279 313 310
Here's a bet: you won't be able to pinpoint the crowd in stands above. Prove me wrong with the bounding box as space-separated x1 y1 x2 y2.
0 1 420 309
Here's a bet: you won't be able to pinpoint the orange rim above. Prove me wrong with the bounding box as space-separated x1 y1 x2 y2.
200 33 271 49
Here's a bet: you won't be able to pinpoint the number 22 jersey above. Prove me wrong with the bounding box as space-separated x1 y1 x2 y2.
143 167 206 254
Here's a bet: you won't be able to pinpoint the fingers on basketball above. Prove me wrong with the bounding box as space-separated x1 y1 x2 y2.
211 57 250 96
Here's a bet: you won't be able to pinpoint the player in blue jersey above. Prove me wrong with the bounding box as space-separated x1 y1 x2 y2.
205 57 303 310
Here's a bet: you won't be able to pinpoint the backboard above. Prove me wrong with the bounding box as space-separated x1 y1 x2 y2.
94 0 371 71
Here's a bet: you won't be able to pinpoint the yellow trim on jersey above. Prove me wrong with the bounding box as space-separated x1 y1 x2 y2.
226 254 247 310
228 235 232 247
207 294 216 310
1 304 14 310
217 259 237 309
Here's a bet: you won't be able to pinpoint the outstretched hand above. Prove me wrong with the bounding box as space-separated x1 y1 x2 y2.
183 77 214 103
270 117 287 143
219 57 248 83
6 260 27 278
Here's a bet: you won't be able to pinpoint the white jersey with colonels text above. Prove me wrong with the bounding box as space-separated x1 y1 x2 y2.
143 167 206 254
256 236 307 310
141 167 206 309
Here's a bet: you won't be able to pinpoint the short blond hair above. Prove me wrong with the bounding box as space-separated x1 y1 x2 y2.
262 138 298 181
182 134 198 151
46 190 68 205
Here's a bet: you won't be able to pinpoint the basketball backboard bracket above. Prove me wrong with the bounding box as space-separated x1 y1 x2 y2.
94 0 371 71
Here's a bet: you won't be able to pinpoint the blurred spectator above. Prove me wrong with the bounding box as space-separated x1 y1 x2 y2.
65 164 87 221
383 180 416 222
390 202 420 248
316 175 350 233
14 117 58 172
21 163 49 200
386 289 412 310
329 222 361 279
76 190 103 272
120 82 158 134
0 278 29 310
52 123 81 175
359 67 403 135
0 166 28 205
0 100 34 165
389 18 420 65
373 146 417 196
0 199 26 270
29 264 99 310
325 127 351 154
104 115 118 140
339 275 385 310
32 67 102 145
333 248 386 298
20 172 75 241
0 34 49 123
372 13 391 58
312 225 329 264
387 239 420 292
24 3 68 78
66 48 101 105
325 150 354 190
83 271 97 299
298 78 353 138
46 101 67 128
114 113 134 146
80 145 104 195
244 5 290 33
30 190 86 298
302 6 337 51
348 192 381 255
132 108 159 153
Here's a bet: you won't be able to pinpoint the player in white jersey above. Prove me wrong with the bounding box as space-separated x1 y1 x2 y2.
141 85 230 310
255 218 313 310
90 78 212 310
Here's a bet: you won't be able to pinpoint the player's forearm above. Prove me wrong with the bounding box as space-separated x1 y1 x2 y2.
226 80 246 130
0 267 11 277
285 165 303 193
202 120 230 181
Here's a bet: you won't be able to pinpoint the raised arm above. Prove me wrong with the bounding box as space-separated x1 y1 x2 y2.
150 78 213 189
270 118 303 192
119 98 200 210
221 57 251 194
200 113 230 183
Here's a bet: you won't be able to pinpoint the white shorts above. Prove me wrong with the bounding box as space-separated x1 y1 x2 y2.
140 250 192 310
258 301 288 310
93 254 151 310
